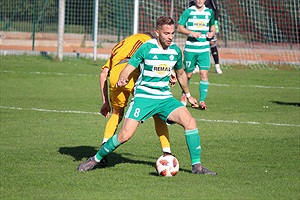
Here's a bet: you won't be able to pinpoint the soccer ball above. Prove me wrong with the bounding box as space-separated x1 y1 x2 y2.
156 155 179 177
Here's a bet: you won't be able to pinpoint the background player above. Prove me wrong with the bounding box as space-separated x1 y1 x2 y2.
98 33 173 166
178 0 216 110
190 0 222 74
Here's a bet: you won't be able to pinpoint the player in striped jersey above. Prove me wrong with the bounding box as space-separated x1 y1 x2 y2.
190 0 222 74
178 0 216 110
78 16 217 175
98 33 173 166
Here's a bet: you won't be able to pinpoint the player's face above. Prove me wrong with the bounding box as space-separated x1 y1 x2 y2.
155 24 175 49
195 0 206 8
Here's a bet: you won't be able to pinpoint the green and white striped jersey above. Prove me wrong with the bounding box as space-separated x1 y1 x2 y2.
178 6 215 53
128 39 183 100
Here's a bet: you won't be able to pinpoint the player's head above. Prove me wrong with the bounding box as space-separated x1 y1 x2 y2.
191 0 206 8
155 16 175 49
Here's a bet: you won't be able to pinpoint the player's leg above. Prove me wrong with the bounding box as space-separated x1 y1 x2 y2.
210 36 222 74
78 118 140 172
102 106 124 143
78 97 155 172
153 115 171 155
101 62 135 144
197 52 210 110
181 51 196 106
98 118 139 160
163 99 216 175
210 41 223 74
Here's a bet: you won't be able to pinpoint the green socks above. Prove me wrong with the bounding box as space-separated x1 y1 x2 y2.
185 129 201 165
95 134 120 161
199 80 209 102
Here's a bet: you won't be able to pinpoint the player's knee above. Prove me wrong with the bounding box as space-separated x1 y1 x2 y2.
118 135 129 144
200 72 208 80
185 116 197 130
187 72 193 79
117 131 132 143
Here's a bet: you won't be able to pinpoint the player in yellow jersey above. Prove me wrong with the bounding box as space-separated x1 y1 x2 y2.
98 32 174 166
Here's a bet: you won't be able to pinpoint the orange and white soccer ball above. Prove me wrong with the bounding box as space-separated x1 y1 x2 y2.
156 155 179 177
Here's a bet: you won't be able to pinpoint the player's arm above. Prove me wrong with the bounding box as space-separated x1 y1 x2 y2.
206 12 216 39
178 9 202 38
99 67 111 117
206 24 216 39
175 68 198 108
116 64 136 87
169 70 177 87
177 24 201 39
117 42 145 87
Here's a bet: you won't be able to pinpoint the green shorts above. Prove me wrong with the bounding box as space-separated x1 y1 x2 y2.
125 97 184 124
184 51 211 73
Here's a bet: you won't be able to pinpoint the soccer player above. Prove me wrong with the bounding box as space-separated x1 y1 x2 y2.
190 0 222 74
78 16 217 175
98 32 173 166
178 0 216 110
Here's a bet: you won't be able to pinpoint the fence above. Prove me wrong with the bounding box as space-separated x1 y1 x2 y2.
0 0 299 66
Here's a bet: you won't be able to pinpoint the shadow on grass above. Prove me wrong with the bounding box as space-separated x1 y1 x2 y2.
271 101 300 107
58 146 154 168
58 146 190 174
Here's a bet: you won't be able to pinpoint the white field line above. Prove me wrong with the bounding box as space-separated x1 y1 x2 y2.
1 70 299 90
0 70 97 77
1 106 299 127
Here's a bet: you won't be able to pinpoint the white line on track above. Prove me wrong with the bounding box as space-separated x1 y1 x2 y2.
1 106 299 127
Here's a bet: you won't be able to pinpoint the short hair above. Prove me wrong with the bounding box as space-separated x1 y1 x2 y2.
156 16 174 30
143 31 156 39
189 0 196 7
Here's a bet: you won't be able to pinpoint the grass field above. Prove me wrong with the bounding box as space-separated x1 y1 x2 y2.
0 55 299 199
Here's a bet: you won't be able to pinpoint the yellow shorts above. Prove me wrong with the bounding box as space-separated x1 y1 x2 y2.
109 62 139 108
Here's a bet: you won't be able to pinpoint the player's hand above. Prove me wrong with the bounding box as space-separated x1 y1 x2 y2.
206 32 214 39
169 71 177 87
116 77 129 87
189 31 202 38
188 96 199 108
100 103 111 118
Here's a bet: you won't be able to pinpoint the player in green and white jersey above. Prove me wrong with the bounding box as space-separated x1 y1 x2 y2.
178 0 216 110
78 16 217 175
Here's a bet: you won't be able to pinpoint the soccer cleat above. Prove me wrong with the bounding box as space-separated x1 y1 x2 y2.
215 64 223 74
78 156 98 172
199 101 207 110
192 163 217 175
181 93 187 106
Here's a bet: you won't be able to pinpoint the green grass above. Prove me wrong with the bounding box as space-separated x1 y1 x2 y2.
0 55 299 199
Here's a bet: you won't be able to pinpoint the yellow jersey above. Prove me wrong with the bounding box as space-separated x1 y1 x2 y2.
102 33 152 72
